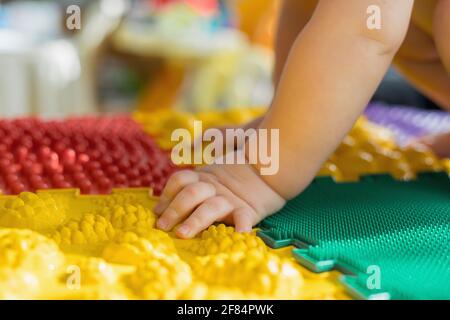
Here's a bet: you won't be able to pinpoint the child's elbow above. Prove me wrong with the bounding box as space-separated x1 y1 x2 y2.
314 1 413 56
358 13 411 56
360 27 408 56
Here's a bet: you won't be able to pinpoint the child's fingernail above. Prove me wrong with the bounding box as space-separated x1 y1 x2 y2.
236 226 252 233
177 225 191 237
157 218 169 231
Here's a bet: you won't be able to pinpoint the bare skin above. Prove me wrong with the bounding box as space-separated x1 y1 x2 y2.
255 0 450 156
156 0 450 239
413 132 450 158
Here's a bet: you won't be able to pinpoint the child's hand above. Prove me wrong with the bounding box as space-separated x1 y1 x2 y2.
153 153 286 239
410 132 450 158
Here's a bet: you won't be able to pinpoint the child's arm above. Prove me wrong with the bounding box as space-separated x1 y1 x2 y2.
155 0 415 238
258 0 415 199
393 2 450 111
244 0 317 133
395 54 450 111
274 0 318 87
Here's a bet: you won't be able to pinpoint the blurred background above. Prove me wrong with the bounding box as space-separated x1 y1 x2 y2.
0 0 437 118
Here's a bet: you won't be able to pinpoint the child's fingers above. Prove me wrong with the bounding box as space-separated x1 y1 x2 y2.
156 182 216 231
408 132 450 158
154 170 199 215
232 208 254 233
175 196 234 239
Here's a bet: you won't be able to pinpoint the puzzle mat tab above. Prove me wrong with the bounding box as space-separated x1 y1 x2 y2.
258 173 450 300
0 189 347 300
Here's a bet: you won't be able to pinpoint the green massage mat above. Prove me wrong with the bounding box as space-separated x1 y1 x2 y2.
258 173 450 300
